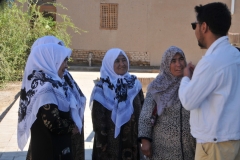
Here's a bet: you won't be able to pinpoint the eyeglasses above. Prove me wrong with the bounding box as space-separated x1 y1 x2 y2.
191 22 198 30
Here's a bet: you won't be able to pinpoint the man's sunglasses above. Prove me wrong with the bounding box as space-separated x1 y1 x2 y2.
191 22 198 30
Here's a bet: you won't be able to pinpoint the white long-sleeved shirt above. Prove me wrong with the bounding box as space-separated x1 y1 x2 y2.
179 36 240 143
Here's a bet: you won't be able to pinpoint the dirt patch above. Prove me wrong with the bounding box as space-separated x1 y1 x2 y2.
0 81 21 122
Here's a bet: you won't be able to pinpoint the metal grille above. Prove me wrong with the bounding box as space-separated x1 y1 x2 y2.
100 3 118 30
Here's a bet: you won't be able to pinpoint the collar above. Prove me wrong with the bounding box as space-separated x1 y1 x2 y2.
205 36 228 56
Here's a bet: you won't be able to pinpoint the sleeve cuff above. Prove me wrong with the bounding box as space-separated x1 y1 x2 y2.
138 137 152 143
182 76 191 82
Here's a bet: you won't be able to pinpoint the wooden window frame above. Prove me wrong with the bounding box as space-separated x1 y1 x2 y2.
100 3 118 30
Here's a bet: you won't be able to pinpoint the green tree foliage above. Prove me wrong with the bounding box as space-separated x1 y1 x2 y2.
0 0 84 87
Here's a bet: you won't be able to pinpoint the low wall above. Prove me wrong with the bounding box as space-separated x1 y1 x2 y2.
138 77 155 95
71 49 150 66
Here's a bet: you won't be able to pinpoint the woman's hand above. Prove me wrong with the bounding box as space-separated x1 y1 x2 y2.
141 139 152 158
101 144 107 151
72 125 79 135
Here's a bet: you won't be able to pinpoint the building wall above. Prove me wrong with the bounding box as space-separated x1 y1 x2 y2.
57 0 240 66
71 49 150 66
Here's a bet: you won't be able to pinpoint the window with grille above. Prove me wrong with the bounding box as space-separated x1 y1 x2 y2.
100 3 118 30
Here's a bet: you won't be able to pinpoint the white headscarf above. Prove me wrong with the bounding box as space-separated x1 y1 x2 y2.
90 48 142 138
31 35 86 130
147 46 186 115
17 44 82 151
31 35 65 50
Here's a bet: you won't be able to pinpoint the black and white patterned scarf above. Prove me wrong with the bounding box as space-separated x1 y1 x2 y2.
147 46 186 115
63 71 86 124
17 44 82 150
31 35 86 130
90 48 142 138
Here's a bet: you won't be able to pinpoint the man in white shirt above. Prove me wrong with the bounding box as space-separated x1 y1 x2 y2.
179 2 240 160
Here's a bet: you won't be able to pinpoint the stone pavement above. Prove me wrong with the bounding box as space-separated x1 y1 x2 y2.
0 71 158 160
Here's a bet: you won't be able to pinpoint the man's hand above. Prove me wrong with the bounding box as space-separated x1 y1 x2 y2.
184 62 195 79
141 139 152 158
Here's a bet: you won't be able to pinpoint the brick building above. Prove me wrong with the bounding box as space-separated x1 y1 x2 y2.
39 0 240 66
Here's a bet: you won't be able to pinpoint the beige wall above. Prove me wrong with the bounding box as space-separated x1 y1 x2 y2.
57 0 240 66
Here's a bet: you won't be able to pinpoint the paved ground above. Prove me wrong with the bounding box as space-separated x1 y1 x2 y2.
0 71 158 160
0 82 21 123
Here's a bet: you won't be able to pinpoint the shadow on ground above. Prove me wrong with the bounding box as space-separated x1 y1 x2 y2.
0 92 20 123
0 151 27 160
0 149 93 160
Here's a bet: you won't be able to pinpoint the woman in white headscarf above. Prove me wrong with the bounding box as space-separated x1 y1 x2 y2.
28 35 86 160
90 48 144 160
17 43 81 160
138 46 196 160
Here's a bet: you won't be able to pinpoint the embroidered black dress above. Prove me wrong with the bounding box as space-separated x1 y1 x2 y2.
64 73 85 160
91 90 144 160
26 104 75 160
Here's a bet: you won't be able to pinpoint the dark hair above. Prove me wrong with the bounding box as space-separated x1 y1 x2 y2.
195 2 231 36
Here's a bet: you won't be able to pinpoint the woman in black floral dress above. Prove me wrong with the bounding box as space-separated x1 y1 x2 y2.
28 35 86 160
90 48 144 160
138 46 196 160
17 43 82 160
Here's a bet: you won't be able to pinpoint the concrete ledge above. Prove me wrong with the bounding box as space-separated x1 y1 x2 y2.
138 77 155 93
68 65 159 73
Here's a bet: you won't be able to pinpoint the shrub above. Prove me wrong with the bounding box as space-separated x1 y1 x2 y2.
0 0 84 87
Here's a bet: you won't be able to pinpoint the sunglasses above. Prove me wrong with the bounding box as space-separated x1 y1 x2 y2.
191 22 198 30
